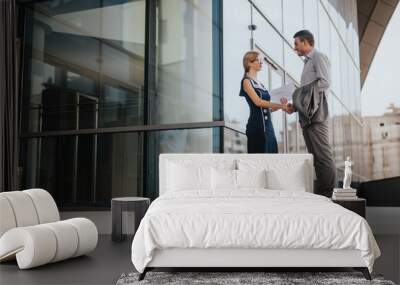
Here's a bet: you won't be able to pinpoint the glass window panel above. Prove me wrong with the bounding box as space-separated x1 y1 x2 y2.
320 0 329 8
21 0 146 133
253 0 283 31
318 3 330 56
223 0 252 132
285 76 300 153
24 136 76 205
257 55 270 89
328 93 334 146
348 62 355 114
342 113 353 183
336 0 346 41
284 43 303 83
269 68 285 153
353 63 361 117
352 0 360 67
158 128 215 153
253 10 284 66
21 0 221 133
287 112 299 153
224 128 247 153
339 41 348 108
99 84 143 128
151 0 215 125
282 0 303 41
22 132 144 208
304 0 319 49
297 125 307 154
22 126 221 206
96 132 144 203
330 25 340 95
146 127 220 199
332 97 344 167
345 54 353 110
325 0 339 26
344 0 354 60
352 121 363 180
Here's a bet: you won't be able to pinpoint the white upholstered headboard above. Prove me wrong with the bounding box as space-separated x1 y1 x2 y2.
159 153 314 196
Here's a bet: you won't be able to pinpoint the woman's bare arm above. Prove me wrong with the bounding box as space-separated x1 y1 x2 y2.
271 97 288 112
243 79 288 110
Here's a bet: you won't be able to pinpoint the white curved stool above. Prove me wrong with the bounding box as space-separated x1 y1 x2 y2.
0 189 98 269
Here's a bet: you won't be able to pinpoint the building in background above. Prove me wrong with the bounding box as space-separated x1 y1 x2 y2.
16 0 398 209
361 103 400 180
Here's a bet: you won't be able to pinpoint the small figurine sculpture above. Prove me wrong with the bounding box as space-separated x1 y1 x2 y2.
343 156 353 189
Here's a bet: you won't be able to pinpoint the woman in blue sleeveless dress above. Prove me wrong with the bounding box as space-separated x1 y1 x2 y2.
239 51 289 153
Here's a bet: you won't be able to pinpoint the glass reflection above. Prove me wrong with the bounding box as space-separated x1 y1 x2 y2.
224 128 247 153
223 0 252 132
146 127 221 199
253 0 283 31
21 0 146 133
23 132 144 208
253 10 284 66
150 0 215 125
282 0 303 40
269 68 285 153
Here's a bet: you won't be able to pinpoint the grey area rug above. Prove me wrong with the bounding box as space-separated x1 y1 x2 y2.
116 271 396 285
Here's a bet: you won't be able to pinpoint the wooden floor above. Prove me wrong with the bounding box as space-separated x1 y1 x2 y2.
0 235 133 285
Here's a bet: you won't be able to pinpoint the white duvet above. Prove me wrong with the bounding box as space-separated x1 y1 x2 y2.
131 189 380 273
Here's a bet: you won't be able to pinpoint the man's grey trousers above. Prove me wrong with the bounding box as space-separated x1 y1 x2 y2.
302 121 336 197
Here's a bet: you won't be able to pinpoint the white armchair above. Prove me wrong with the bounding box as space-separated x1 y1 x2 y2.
0 189 98 269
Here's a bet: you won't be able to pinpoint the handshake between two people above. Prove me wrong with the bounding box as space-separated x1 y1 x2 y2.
279 97 295 114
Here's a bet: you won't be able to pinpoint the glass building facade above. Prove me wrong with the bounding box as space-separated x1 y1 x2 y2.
18 0 222 208
224 0 364 182
17 0 364 209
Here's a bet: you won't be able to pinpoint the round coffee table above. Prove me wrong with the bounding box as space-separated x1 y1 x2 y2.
111 197 150 242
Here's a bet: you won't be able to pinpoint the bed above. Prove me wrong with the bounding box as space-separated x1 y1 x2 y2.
131 154 380 280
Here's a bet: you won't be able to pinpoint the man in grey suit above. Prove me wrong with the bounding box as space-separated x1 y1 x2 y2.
286 30 336 197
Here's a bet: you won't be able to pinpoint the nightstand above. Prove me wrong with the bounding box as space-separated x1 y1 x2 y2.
332 198 366 218
111 197 150 242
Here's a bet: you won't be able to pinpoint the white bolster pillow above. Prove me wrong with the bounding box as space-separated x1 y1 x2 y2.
23 189 60 223
0 226 57 269
0 196 17 237
0 218 98 269
63 218 98 257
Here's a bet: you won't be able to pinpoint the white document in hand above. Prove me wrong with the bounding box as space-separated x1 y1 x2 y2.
269 83 296 102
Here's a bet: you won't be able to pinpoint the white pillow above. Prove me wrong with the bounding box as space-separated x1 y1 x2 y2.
236 169 267 188
266 166 306 191
211 168 237 190
166 159 236 192
211 169 268 190
237 158 308 191
168 163 211 191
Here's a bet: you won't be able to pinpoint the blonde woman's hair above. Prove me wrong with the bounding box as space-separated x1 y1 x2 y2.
242 50 259 78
